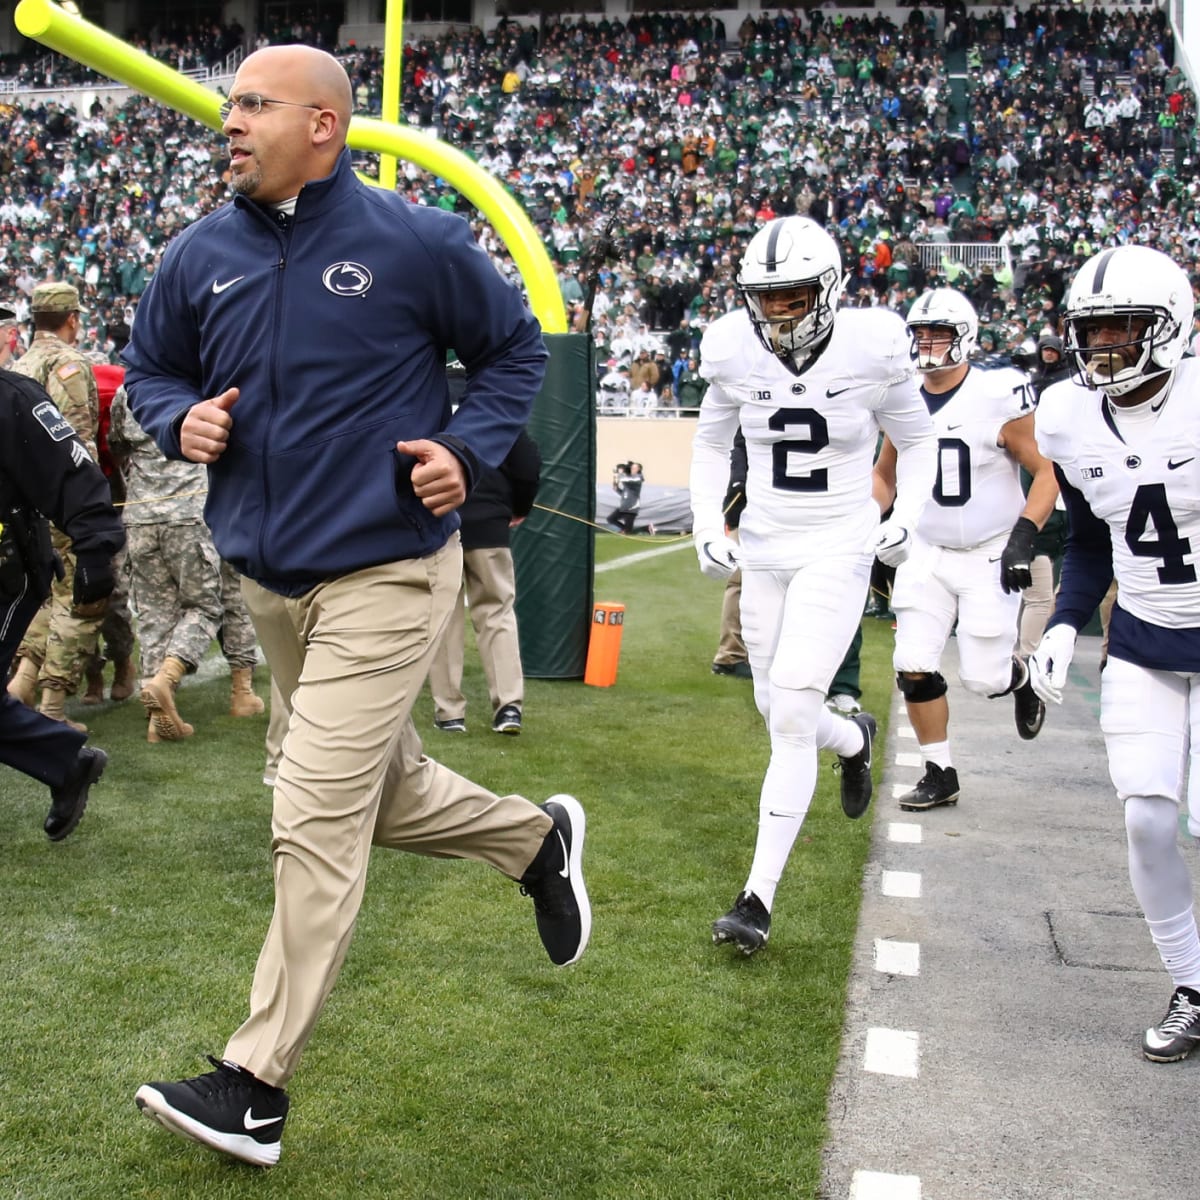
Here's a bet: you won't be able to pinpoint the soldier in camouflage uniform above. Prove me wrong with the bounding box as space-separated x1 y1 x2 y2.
6 282 107 732
108 386 264 741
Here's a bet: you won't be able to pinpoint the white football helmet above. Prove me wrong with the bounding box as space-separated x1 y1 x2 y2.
905 288 978 372
1063 245 1192 397
737 216 845 374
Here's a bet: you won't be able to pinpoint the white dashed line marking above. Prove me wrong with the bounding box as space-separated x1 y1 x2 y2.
888 822 922 844
874 938 920 976
881 870 921 898
863 1028 920 1077
850 1169 922 1199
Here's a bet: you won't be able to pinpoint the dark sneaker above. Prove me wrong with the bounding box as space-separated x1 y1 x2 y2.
712 890 771 955
1013 664 1045 740
519 795 590 966
898 762 960 812
492 704 522 734
45 746 107 841
835 712 877 820
712 660 753 679
434 717 466 734
1142 986 1200 1062
135 1056 289 1167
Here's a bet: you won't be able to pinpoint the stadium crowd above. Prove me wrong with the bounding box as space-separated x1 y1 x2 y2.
0 4 1195 406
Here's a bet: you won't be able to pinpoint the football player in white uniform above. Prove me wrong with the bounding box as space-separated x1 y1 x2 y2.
1030 244 1200 1062
874 289 1060 811
690 216 938 955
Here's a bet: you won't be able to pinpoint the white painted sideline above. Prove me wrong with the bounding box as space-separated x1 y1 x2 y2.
595 539 692 574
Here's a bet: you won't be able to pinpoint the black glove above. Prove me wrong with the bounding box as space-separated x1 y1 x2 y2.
722 479 747 528
73 554 115 608
1000 517 1038 594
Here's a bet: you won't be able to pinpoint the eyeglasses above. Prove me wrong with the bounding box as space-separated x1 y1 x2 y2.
218 94 323 121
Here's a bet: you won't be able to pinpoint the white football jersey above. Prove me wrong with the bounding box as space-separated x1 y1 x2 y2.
1037 358 1200 629
917 363 1034 549
690 306 934 569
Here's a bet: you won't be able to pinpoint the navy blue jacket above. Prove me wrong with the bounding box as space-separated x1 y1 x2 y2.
123 150 548 596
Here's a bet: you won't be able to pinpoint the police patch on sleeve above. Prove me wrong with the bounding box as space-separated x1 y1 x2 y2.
33 399 76 441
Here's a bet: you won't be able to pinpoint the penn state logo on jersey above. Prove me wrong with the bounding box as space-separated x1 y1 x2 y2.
322 262 373 297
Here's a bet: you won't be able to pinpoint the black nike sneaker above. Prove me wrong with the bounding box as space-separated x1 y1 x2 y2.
519 795 590 966
898 762 961 811
135 1056 289 1167
835 711 877 820
1142 986 1200 1063
712 890 771 955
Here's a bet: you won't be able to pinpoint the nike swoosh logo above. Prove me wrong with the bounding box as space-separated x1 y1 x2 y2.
1168 457 1194 470
768 811 800 819
988 555 1002 563
243 1108 282 1131
555 829 570 878
212 276 245 294
946 423 964 431
826 385 852 397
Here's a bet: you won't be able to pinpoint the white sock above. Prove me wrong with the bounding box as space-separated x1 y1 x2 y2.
920 740 952 769
816 704 864 756
745 686 824 910
1146 907 1200 992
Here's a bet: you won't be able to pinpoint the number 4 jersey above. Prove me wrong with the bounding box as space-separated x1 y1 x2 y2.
1036 360 1200 664
691 306 935 570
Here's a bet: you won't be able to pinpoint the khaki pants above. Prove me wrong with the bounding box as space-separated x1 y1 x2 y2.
18 531 104 691
226 540 551 1086
428 546 523 720
712 529 747 667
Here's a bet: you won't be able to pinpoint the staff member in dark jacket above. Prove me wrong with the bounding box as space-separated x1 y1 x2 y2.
125 44 589 1168
429 429 541 734
0 371 123 839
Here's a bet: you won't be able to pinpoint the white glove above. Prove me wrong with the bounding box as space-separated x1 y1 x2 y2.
866 519 914 568
695 534 741 581
1028 624 1077 705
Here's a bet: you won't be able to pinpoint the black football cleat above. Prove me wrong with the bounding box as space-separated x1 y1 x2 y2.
1142 986 1200 1063
898 762 960 812
835 711 877 820
712 891 771 955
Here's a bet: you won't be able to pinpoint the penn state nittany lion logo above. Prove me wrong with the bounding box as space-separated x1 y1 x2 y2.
322 262 373 297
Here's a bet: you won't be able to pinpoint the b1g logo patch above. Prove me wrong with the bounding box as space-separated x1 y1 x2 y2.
32 400 75 441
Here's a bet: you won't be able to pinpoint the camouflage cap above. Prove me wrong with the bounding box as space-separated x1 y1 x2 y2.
31 281 84 313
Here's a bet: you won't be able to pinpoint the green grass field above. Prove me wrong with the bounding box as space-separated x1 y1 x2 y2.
0 533 896 1199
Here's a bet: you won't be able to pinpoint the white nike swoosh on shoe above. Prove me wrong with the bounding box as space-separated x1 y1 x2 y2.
212 276 245 294
244 1107 283 1131
556 829 570 877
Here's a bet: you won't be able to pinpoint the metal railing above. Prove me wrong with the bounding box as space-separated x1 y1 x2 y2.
914 242 1013 276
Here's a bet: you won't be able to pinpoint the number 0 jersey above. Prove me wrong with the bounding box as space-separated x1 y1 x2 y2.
1036 358 1200 644
690 306 936 569
917 363 1034 549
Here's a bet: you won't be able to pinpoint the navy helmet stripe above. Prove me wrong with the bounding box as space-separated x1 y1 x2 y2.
764 220 784 273
1091 248 1117 292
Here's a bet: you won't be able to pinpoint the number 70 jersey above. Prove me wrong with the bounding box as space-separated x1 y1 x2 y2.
1035 358 1200 629
691 306 932 569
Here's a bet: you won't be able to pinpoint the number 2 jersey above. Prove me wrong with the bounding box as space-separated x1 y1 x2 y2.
690 306 937 570
1036 358 1200 670
917 363 1034 549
